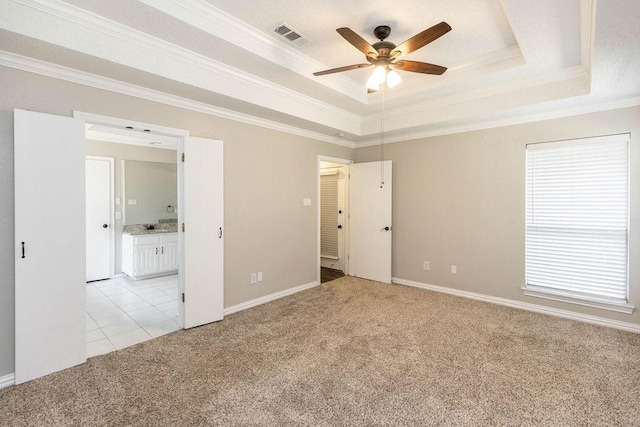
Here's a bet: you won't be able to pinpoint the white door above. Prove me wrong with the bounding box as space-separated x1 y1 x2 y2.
181 137 224 328
349 160 392 283
14 109 86 384
86 156 112 281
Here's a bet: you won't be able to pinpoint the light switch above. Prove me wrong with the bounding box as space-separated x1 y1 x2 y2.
128 199 138 205
115 212 122 220
115 197 121 206
303 198 311 207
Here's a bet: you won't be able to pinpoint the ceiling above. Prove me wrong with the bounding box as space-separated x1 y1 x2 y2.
86 124 180 150
1 0 638 147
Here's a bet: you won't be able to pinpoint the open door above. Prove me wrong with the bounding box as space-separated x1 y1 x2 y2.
14 109 86 384
86 156 113 282
349 160 392 283
181 137 224 328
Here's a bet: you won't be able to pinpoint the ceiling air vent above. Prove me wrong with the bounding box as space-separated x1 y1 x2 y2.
272 23 313 48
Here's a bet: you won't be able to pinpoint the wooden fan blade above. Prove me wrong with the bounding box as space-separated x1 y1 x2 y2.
391 22 451 58
336 28 378 58
393 60 447 75
313 63 371 76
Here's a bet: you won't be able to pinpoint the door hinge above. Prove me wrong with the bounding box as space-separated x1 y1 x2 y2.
182 292 185 303
181 153 185 162
182 223 185 232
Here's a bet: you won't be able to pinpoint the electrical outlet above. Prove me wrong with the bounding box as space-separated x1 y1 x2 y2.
451 265 457 275
257 272 263 282
250 273 257 284
423 261 430 271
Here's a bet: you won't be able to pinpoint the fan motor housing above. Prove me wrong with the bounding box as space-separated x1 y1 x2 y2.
373 25 391 41
370 41 396 60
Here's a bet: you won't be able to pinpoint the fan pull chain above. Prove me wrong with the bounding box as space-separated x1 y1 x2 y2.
380 84 385 188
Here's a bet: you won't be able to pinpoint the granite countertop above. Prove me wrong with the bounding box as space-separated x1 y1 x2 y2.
123 221 178 235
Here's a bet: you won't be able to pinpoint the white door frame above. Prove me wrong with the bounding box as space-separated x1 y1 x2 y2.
86 155 115 279
317 155 352 284
75 111 190 328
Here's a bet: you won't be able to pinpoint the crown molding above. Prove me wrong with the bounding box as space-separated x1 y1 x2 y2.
0 51 355 148
355 96 640 148
138 0 368 104
376 46 525 104
361 65 590 134
580 0 597 96
3 49 636 152
3 0 361 134
581 0 597 71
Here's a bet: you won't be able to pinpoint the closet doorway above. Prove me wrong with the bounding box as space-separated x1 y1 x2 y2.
318 157 351 283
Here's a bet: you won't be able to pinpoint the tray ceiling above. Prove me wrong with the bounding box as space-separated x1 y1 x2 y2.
0 0 638 146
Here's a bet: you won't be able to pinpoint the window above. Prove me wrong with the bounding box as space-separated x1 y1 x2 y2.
524 134 632 313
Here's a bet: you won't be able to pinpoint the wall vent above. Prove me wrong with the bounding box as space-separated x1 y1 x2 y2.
272 23 313 48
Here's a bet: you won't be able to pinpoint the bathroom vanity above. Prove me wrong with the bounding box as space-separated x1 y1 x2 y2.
122 229 178 279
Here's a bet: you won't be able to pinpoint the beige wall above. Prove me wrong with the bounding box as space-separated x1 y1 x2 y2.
0 66 352 377
355 105 640 326
1 62 636 380
86 140 177 273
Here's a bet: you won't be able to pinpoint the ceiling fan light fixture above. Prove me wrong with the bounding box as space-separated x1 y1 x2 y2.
371 65 387 85
386 69 402 88
366 73 381 91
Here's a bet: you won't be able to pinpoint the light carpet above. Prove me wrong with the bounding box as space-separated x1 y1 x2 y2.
1 276 639 426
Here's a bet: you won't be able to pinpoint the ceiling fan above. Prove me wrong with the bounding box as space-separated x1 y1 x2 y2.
313 22 452 92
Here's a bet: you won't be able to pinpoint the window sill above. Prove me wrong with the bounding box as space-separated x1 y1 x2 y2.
522 287 635 314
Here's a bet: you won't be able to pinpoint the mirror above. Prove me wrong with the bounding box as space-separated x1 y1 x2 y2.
122 160 178 225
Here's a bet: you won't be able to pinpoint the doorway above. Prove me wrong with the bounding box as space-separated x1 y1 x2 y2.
15 109 225 383
84 124 181 356
317 158 394 286
318 157 351 283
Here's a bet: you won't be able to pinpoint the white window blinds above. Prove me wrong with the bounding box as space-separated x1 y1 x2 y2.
525 134 629 304
320 172 339 259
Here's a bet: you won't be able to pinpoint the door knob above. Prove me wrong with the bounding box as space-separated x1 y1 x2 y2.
337 225 342 229
381 226 390 231
102 224 108 228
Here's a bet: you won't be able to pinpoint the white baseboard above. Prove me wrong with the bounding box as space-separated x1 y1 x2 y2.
224 280 320 316
392 277 640 334
0 373 15 390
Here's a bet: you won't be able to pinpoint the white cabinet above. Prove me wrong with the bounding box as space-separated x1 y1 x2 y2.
133 244 159 277
159 241 179 273
122 233 178 279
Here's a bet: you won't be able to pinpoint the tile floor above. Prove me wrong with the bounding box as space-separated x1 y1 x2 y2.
86 274 181 357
